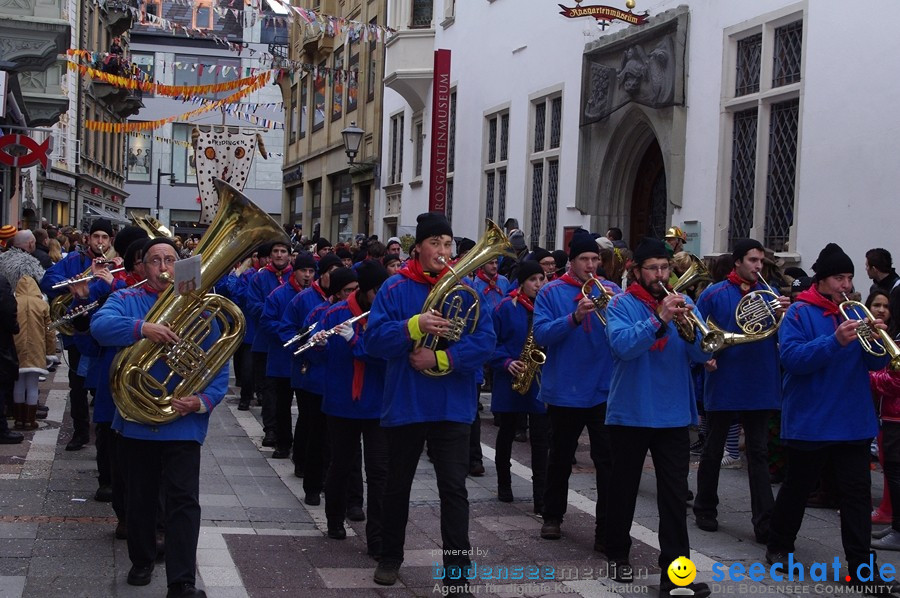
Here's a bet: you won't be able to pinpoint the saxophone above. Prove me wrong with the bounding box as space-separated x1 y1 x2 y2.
110 179 288 424
510 319 546 395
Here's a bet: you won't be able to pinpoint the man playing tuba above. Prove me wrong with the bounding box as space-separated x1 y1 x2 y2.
365 212 495 592
92 238 228 598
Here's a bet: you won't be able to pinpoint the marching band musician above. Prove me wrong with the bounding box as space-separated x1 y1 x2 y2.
309 260 389 554
233 251 264 411
489 260 549 512
260 253 315 460
40 218 118 451
532 247 559 283
91 238 227 598
365 212 495 590
472 257 509 311
246 241 292 447
766 243 897 594
532 233 618 549
281 253 342 483
300 267 359 506
604 237 712 598
693 239 787 542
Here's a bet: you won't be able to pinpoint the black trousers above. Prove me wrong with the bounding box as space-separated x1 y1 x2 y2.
236 343 254 403
123 437 201 586
381 422 471 568
469 411 482 465
325 416 387 553
883 422 900 531
272 377 295 451
110 428 126 521
768 442 873 570
605 425 691 568
298 389 327 495
543 404 612 539
253 352 275 433
694 409 774 537
95 422 113 488
495 412 549 505
66 345 90 438
0 378 12 433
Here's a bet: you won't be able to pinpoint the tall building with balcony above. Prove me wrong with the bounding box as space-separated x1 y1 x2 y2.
280 0 386 243
0 0 70 226
123 0 284 238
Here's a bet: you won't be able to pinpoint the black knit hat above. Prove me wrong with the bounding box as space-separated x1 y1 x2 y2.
569 233 599 260
316 237 332 250
792 276 813 293
123 239 146 272
317 253 343 276
531 247 552 264
456 237 475 256
357 260 389 293
271 239 291 252
113 225 149 257
382 254 401 269
257 242 273 259
336 248 353 260
293 252 316 270
326 267 358 296
142 237 178 257
633 237 670 266
552 250 568 271
90 218 113 236
415 212 453 244
516 260 545 286
732 238 764 263
812 243 854 281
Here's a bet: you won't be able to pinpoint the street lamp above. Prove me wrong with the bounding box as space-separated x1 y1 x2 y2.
341 121 365 165
155 168 176 219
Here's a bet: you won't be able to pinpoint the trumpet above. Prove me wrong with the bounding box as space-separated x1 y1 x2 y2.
282 322 318 348
581 275 616 325
658 282 725 352
294 311 369 356
839 293 900 370
51 266 124 289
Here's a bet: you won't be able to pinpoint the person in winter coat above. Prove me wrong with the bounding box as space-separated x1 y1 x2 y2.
0 276 23 443
12 275 57 429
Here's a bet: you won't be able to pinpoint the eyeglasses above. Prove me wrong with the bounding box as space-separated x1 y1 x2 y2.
146 256 177 268
338 284 359 296
539 260 556 267
641 265 670 273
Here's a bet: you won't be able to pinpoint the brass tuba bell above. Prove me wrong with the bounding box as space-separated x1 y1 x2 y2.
109 179 288 424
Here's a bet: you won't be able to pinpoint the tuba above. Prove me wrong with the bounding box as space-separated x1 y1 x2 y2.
839 293 900 371
110 179 288 424
510 319 546 395
414 219 515 377
672 253 713 296
131 212 173 239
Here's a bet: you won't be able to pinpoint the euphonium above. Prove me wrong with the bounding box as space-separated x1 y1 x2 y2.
414 219 515 377
839 293 900 371
511 321 546 395
581 274 616 325
110 179 288 424
672 253 713 296
705 272 785 348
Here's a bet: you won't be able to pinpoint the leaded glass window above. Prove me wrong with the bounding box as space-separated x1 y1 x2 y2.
534 102 546 153
497 169 507 225
764 99 799 252
773 21 803 87
728 109 759 249
549 97 562 149
530 164 544 250
546 161 559 249
735 33 762 96
485 172 495 222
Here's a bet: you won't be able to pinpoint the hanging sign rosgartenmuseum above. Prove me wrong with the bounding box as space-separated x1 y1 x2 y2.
558 4 649 26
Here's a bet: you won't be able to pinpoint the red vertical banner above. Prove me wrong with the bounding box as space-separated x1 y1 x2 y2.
429 49 452 214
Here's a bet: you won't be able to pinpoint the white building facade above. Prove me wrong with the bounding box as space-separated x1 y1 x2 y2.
379 0 900 272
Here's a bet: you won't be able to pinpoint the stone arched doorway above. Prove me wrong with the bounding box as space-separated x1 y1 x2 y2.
629 139 667 246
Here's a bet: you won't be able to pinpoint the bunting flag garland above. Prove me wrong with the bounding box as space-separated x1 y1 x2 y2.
128 130 285 156
84 73 270 132
67 60 271 99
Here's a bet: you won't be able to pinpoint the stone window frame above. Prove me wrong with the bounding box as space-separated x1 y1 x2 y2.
716 2 807 257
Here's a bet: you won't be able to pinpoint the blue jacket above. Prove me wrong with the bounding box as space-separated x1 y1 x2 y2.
247 266 292 353
365 272 495 427
533 277 621 408
91 285 228 444
473 273 510 313
778 289 886 442
490 295 546 414
281 282 329 389
234 268 258 345
316 299 385 420
262 279 302 378
696 280 782 411
41 250 106 346
606 290 711 428
301 302 332 395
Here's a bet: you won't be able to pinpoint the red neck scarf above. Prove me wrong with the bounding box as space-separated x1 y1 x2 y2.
477 270 503 295
796 286 841 317
399 259 448 287
560 272 587 301
347 292 368 401
626 281 661 313
265 263 292 285
509 288 535 313
727 270 757 296
289 275 302 293
311 280 327 300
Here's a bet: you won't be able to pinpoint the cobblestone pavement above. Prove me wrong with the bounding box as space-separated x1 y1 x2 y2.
0 363 896 597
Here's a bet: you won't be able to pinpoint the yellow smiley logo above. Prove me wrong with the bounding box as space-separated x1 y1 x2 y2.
667 556 696 586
